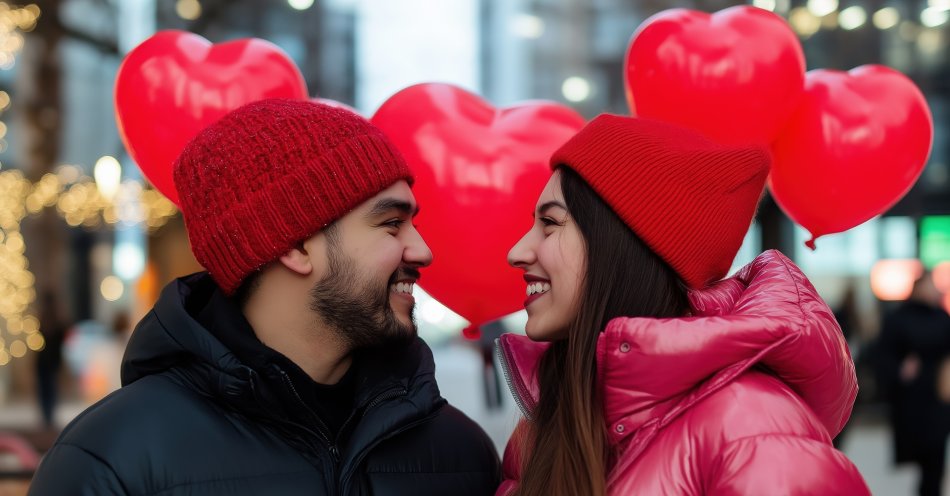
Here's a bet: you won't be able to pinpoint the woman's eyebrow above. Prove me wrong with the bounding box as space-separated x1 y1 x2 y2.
536 200 568 216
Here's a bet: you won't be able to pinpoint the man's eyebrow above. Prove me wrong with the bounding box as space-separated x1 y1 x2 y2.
535 200 568 216
367 198 420 217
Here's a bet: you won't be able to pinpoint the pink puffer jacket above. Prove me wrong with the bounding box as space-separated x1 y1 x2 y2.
496 250 870 495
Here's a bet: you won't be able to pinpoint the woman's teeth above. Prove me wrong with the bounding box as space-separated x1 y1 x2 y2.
391 282 414 294
526 282 551 296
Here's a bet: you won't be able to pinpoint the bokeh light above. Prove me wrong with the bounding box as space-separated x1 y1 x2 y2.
839 6 868 30
562 76 591 102
871 259 924 301
101 275 125 302
873 7 901 30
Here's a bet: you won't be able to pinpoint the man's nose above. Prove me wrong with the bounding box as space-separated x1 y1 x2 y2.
404 226 433 267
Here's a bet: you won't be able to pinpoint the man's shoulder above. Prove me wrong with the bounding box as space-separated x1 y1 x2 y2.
360 402 501 492
375 402 500 466
36 374 329 495
428 403 497 448
45 373 318 491
56 373 223 455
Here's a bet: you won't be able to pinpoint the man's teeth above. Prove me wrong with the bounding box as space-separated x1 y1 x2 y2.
526 282 551 296
391 282 414 294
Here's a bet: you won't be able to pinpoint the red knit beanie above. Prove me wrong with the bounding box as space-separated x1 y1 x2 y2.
551 114 770 289
173 98 413 295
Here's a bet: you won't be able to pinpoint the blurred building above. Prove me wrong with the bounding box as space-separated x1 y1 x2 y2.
0 0 946 430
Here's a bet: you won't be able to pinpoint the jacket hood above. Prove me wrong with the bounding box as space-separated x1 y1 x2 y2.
121 273 442 414
122 273 237 390
498 250 857 442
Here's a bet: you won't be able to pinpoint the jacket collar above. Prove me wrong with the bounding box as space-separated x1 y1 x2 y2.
121 272 445 436
498 250 857 445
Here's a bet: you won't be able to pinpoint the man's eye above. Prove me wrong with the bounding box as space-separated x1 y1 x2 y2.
383 219 406 229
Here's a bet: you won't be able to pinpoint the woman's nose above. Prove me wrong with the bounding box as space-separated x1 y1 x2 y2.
507 229 537 268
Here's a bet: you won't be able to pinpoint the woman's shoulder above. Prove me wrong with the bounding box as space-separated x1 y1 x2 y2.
641 370 869 495
612 369 834 490
678 368 831 444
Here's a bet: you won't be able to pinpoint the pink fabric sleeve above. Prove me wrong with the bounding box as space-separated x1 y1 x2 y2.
706 434 870 496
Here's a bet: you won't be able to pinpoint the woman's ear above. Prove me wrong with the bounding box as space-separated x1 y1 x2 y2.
278 242 313 276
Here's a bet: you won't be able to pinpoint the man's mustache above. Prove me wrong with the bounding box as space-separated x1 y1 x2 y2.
389 266 421 286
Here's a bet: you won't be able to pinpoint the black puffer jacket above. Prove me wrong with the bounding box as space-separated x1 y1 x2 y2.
29 274 501 495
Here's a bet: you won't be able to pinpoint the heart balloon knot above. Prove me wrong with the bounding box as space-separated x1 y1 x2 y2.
463 325 482 341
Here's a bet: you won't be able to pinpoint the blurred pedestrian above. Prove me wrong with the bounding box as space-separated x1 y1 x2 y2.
33 292 67 431
832 282 862 449
479 321 506 410
878 271 950 496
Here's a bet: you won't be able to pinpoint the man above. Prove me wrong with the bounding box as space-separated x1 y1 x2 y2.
29 99 501 495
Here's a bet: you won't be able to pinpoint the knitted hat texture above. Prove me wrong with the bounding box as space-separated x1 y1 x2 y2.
551 114 770 288
173 98 413 295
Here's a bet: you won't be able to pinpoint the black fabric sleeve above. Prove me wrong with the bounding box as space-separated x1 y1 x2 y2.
28 443 128 496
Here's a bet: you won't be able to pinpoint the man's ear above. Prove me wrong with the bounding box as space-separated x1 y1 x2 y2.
278 242 313 276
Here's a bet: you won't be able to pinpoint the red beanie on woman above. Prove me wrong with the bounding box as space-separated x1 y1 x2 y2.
551 114 771 289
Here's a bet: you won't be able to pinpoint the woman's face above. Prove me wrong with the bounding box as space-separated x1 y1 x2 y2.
508 171 586 341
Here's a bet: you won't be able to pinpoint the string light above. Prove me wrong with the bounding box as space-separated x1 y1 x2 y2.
790 7 823 37
874 7 902 30
839 6 868 30
0 168 178 366
807 0 839 17
0 3 44 365
0 3 39 70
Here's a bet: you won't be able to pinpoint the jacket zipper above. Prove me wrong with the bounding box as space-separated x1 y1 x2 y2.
330 385 391 459
264 369 433 493
246 371 337 465
495 338 534 421
278 370 341 462
364 386 407 410
339 386 423 493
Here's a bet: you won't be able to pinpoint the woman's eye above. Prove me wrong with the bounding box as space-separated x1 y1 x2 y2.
540 217 559 227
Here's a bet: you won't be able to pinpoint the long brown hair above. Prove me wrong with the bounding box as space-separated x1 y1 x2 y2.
515 166 690 496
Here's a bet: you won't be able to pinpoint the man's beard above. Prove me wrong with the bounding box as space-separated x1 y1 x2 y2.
308 243 417 351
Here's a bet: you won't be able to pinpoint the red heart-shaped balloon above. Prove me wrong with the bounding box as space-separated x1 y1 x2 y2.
371 83 586 333
115 30 308 205
771 65 933 247
626 5 805 146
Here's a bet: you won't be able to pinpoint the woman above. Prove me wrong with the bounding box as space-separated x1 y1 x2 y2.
497 115 870 495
